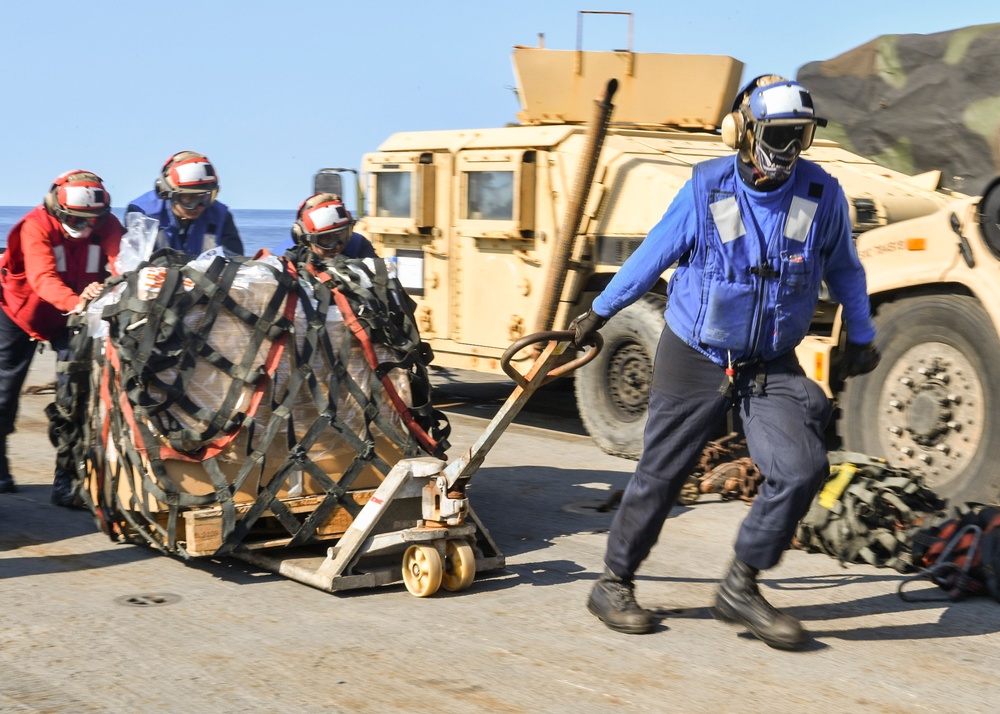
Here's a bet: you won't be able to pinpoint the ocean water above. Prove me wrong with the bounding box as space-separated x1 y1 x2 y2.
0 205 296 257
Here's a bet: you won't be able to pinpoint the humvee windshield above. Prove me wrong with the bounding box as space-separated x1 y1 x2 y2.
376 172 411 218
466 171 513 220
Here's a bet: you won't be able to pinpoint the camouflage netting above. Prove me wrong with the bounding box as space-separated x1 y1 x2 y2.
798 23 1000 195
56 248 450 559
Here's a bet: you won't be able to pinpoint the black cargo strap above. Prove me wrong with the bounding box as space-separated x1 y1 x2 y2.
793 452 946 573
104 254 297 452
301 254 451 454
46 318 94 478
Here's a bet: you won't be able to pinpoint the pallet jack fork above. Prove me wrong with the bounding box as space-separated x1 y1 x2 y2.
232 330 601 596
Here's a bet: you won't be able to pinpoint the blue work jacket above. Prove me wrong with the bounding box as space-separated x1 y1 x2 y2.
127 190 243 256
592 155 875 366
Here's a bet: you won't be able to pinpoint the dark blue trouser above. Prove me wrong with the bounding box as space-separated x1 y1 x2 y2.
604 326 832 576
0 307 71 476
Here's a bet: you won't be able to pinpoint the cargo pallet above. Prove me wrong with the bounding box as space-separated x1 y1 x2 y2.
181 331 599 596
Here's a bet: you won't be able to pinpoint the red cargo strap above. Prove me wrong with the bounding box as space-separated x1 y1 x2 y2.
329 286 441 457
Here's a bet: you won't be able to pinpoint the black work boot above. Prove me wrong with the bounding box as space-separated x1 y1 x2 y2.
51 469 83 509
0 442 16 493
587 567 655 634
712 558 806 650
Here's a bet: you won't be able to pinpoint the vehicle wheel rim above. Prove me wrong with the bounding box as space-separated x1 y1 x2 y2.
874 342 984 488
607 341 652 419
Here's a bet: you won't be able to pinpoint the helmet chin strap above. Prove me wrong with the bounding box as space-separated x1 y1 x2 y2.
752 168 775 187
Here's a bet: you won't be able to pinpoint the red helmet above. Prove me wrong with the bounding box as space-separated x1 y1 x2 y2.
44 170 112 225
156 151 219 209
292 193 354 249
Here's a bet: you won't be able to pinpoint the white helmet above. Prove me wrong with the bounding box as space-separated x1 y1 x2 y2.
291 193 354 250
44 170 111 237
155 151 219 210
722 76 827 182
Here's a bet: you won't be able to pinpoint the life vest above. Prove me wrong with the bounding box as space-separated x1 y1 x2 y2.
0 206 119 341
127 190 231 255
665 156 844 365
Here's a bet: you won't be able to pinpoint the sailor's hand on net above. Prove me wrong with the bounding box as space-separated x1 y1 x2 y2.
79 281 103 302
70 282 104 314
569 309 607 347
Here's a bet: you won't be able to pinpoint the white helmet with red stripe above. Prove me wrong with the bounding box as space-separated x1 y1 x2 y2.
44 170 112 221
44 170 112 239
155 151 219 209
291 193 354 249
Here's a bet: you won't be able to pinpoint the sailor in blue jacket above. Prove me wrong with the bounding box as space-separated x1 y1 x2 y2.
573 76 881 649
127 151 243 256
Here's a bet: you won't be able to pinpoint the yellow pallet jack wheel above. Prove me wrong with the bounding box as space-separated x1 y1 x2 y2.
441 540 476 592
402 544 443 597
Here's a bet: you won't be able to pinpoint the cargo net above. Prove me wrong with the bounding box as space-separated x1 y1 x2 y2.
61 247 450 558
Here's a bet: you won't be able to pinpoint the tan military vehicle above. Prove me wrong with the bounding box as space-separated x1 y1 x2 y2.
349 29 1000 506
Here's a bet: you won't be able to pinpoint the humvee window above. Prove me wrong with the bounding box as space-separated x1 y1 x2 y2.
376 172 412 218
467 171 513 220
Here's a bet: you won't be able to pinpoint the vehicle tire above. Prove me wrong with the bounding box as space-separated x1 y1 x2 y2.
840 295 1000 505
575 296 665 459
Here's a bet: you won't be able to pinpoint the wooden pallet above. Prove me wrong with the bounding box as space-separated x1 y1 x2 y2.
180 490 376 557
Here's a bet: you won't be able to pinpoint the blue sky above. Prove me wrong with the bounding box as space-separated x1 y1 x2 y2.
1 1 996 209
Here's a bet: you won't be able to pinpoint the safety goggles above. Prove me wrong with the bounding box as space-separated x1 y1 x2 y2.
309 225 352 251
756 122 815 154
173 191 214 210
60 214 99 230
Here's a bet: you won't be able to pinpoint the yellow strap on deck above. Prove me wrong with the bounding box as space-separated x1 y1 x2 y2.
819 462 857 510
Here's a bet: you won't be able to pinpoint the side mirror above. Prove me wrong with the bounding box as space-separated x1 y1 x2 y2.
312 168 362 218
313 169 344 196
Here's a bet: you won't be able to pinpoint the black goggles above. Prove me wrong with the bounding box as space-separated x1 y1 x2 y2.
173 191 214 210
756 122 814 154
310 225 352 250
61 213 99 230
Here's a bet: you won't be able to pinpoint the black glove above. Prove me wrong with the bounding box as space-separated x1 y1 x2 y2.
837 341 881 381
569 309 607 346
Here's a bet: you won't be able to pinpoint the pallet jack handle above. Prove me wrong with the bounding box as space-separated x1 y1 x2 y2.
440 331 602 488
501 330 603 388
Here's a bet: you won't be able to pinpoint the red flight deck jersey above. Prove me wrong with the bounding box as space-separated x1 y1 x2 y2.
0 205 123 341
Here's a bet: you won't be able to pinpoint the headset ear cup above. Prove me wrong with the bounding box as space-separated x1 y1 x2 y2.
721 112 745 150
292 195 315 244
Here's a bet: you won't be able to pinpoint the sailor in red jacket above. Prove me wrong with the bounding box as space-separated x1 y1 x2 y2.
0 170 123 503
